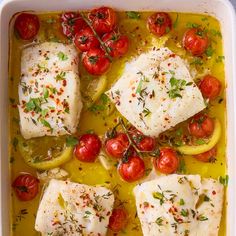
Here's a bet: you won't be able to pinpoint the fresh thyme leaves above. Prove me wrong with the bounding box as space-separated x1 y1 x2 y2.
55 71 66 81
219 175 229 186
155 217 163 226
186 22 201 28
177 158 187 174
153 191 165 205
126 11 141 19
167 71 192 99
25 97 45 113
40 119 52 132
136 71 149 95
205 46 214 57
66 136 78 147
198 215 208 221
142 107 151 117
57 51 68 61
179 198 185 205
180 209 189 217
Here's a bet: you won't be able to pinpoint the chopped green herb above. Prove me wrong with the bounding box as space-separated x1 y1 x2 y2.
190 57 203 65
153 192 164 205
204 194 210 202
126 11 141 19
181 209 189 217
216 56 225 63
198 215 208 221
55 71 66 81
195 139 206 145
178 158 187 174
43 87 49 99
179 198 185 205
186 22 200 28
173 14 179 28
201 17 208 21
25 97 45 113
210 29 222 38
66 136 78 147
142 107 151 117
155 217 163 226
57 51 68 61
40 119 52 131
219 175 229 186
205 46 214 57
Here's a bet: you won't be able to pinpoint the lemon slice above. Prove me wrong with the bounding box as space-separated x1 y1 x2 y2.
177 118 221 155
87 75 107 105
19 136 73 170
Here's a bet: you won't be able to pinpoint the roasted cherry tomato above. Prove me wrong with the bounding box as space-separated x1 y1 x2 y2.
82 48 111 75
102 32 129 58
88 7 117 34
118 156 145 182
74 27 100 52
183 28 208 56
199 75 221 100
194 147 217 162
109 208 128 232
129 128 156 152
147 12 172 37
105 133 129 158
188 114 214 138
153 148 179 174
61 12 87 38
14 13 40 40
74 134 101 162
12 174 39 201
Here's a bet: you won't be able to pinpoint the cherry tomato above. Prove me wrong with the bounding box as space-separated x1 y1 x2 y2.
12 174 39 201
105 133 129 158
199 75 221 100
183 28 208 56
109 208 128 232
74 134 101 162
74 27 100 52
188 114 214 138
82 48 111 75
129 128 156 152
88 7 117 34
147 12 172 37
102 32 129 58
14 13 40 40
118 156 145 182
194 147 217 163
61 12 87 38
153 148 179 174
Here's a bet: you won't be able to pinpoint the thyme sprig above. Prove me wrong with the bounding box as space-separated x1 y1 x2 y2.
79 12 113 62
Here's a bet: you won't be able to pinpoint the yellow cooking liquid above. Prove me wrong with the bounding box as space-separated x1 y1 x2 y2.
9 11 226 236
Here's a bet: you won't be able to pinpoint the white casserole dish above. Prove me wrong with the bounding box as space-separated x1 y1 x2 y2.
0 0 235 235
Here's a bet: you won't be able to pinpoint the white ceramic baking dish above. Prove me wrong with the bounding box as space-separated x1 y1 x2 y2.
0 0 236 235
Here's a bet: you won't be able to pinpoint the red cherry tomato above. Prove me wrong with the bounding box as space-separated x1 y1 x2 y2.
102 32 129 58
109 208 128 232
147 12 172 37
12 174 39 201
199 75 221 100
129 128 156 152
61 12 87 38
183 28 208 56
14 13 40 40
74 27 100 52
153 148 179 174
188 114 214 138
74 134 101 162
194 147 217 163
88 7 117 34
118 156 145 182
82 48 111 75
105 133 129 159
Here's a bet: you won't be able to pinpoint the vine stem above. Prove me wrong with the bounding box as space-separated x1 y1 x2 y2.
118 117 143 157
79 12 113 62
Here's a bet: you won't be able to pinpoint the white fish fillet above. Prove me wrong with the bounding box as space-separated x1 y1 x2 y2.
18 42 82 139
35 179 114 236
134 174 224 236
106 47 206 137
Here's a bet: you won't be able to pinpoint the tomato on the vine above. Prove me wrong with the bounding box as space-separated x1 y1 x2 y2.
153 148 179 174
105 133 129 159
74 27 100 52
118 156 145 182
102 32 129 58
188 114 214 138
129 128 156 152
61 12 87 38
82 48 111 75
14 13 40 40
183 28 208 56
147 12 172 37
12 174 39 201
74 133 101 162
108 208 128 232
88 7 117 34
199 75 221 100
194 147 217 162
